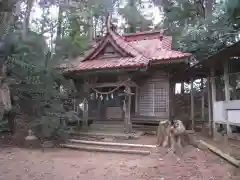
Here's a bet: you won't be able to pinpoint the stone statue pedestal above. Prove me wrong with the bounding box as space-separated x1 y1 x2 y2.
25 130 37 140
25 129 39 148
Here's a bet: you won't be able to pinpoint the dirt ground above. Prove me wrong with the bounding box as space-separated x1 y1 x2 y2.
0 141 239 180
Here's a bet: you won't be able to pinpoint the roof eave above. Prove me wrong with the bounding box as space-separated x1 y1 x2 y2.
61 64 149 77
150 56 190 65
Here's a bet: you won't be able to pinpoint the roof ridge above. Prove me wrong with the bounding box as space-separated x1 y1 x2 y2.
106 14 144 57
109 30 147 57
82 14 149 62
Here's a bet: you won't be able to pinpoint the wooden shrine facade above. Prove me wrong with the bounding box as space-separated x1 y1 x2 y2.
59 15 192 132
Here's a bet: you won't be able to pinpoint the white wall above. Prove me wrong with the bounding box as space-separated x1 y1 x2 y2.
227 110 240 124
213 100 240 126
213 101 225 123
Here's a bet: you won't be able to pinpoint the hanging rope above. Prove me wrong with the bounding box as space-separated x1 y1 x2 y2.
90 79 130 95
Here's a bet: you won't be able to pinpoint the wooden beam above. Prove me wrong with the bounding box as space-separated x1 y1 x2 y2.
190 78 195 130
88 81 138 88
223 61 232 137
73 67 147 76
199 140 240 167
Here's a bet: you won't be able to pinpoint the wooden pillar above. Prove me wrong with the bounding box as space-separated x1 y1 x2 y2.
124 85 132 133
168 82 171 122
172 83 175 120
210 67 217 137
207 76 212 136
181 81 184 94
83 81 89 127
190 78 195 130
127 93 132 133
135 86 139 115
201 78 205 123
168 81 175 122
223 61 232 137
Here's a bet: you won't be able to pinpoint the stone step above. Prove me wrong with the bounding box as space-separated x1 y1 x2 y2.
68 139 157 148
91 123 157 129
68 131 142 140
60 143 152 155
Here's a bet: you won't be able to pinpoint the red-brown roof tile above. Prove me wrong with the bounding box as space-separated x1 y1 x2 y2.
151 49 191 60
61 15 191 72
65 56 149 71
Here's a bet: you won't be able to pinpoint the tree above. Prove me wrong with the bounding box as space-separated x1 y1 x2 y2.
154 0 240 60
119 0 152 33
0 0 77 140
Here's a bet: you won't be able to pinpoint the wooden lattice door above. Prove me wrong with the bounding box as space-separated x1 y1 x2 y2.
153 83 168 117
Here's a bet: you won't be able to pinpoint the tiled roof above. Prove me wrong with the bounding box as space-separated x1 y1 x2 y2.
65 56 149 71
61 16 191 73
151 49 191 60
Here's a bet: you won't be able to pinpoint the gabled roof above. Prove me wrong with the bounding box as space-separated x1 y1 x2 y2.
60 15 191 72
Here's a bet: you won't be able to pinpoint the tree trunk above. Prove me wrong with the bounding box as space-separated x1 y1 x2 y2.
87 12 93 41
0 12 14 37
22 0 34 38
56 6 63 41
205 0 214 17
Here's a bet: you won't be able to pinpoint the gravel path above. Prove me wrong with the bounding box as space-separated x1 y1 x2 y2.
0 146 239 180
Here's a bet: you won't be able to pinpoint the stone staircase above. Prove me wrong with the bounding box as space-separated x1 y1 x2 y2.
62 122 157 155
62 119 160 155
